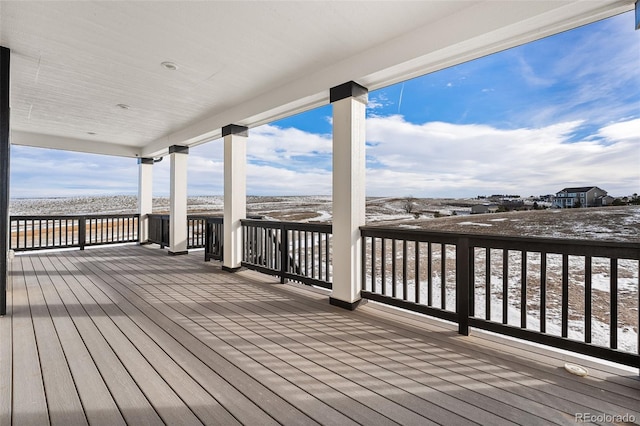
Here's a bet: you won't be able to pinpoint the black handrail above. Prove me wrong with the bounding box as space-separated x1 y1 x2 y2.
360 225 640 368
10 214 140 251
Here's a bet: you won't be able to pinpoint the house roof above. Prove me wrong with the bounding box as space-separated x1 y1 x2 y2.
1 1 633 158
559 186 602 193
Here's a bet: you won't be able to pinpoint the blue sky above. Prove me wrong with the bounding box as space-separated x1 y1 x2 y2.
10 11 640 199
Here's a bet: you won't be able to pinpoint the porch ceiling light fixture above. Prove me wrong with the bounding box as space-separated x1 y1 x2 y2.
116 103 130 110
161 61 178 71
87 132 96 135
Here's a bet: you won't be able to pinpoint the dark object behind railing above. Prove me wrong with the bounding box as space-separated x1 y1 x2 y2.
361 226 640 368
10 214 139 251
148 214 223 250
204 217 224 261
241 219 332 289
148 214 169 248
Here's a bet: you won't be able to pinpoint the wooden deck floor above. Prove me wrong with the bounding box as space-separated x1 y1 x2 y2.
1 245 638 426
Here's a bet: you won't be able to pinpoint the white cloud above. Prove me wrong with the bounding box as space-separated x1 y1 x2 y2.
365 116 639 197
596 118 640 142
246 124 331 164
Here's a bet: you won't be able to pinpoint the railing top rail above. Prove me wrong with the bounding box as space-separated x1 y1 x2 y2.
360 225 640 259
11 213 140 220
241 218 332 233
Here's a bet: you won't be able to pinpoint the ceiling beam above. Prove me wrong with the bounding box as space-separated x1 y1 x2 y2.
11 131 142 158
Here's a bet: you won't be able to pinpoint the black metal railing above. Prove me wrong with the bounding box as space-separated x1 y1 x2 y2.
10 214 139 251
241 219 333 289
204 217 224 261
187 215 208 249
148 214 210 249
360 226 640 368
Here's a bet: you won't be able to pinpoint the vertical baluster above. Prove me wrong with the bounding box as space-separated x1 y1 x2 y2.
610 258 618 350
311 231 316 279
521 251 527 328
30 219 34 249
415 241 420 303
392 239 397 298
441 243 446 310
561 254 569 338
585 256 592 343
381 238 386 296
502 250 508 324
486 248 491 321
469 246 475 317
25 219 33 248
304 231 308 277
402 240 407 300
370 237 376 292
540 252 547 333
298 230 302 275
253 225 258 263
427 242 433 306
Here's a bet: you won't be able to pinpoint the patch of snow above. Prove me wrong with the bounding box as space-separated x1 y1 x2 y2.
398 224 420 229
459 222 493 227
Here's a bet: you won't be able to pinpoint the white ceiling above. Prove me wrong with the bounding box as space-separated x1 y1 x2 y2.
0 1 633 158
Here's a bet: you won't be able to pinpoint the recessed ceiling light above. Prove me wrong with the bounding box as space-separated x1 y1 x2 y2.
161 61 178 71
87 132 96 135
116 103 130 110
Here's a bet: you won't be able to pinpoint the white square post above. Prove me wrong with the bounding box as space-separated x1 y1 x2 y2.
329 81 368 310
137 157 153 244
222 124 247 271
169 145 188 255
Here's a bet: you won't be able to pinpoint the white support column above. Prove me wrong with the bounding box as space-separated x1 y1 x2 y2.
169 145 188 255
222 124 247 271
329 81 368 310
137 157 153 244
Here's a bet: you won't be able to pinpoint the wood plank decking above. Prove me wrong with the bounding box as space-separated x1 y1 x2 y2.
1 245 638 425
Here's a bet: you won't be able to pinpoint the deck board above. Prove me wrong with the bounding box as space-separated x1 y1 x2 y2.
1 245 638 425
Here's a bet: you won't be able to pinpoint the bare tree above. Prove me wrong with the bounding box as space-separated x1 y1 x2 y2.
402 196 416 214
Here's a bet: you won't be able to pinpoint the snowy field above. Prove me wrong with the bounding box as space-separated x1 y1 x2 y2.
11 195 640 241
10 195 639 354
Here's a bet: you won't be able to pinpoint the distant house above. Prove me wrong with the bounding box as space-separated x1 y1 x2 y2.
553 186 608 208
600 195 615 206
471 204 499 214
